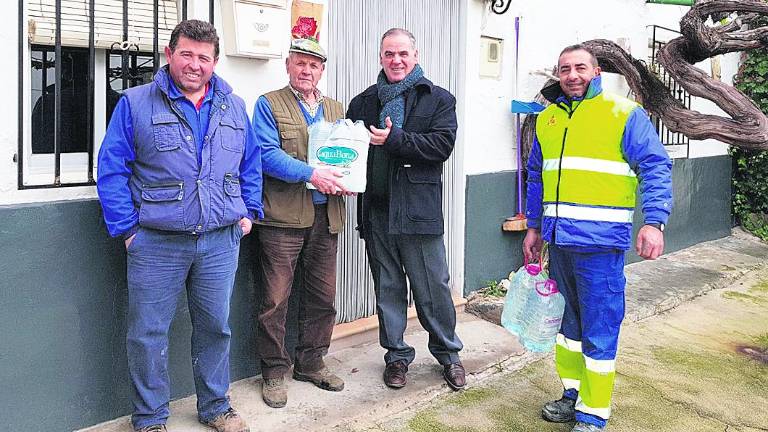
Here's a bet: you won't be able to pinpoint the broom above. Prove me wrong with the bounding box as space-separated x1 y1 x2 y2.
504 17 544 232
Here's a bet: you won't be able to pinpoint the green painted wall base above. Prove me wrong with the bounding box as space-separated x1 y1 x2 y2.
464 171 526 295
0 200 304 431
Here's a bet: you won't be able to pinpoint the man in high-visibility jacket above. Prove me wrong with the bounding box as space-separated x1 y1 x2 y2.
523 44 673 432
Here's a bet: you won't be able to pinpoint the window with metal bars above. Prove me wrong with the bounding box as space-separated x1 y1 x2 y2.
17 0 216 189
31 45 90 156
106 49 156 123
648 24 691 158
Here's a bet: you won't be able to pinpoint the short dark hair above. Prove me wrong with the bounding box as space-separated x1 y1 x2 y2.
380 28 417 53
559 44 598 67
169 20 220 58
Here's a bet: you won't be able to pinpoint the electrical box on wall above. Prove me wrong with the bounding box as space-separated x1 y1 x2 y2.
221 0 288 59
479 36 503 79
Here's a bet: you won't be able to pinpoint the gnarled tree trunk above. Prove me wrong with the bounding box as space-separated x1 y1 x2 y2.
521 0 768 164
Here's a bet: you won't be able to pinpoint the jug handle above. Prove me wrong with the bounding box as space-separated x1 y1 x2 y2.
524 250 545 276
535 279 558 296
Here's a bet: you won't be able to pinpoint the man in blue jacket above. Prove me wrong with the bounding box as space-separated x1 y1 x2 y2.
346 28 465 392
523 45 672 432
97 20 261 432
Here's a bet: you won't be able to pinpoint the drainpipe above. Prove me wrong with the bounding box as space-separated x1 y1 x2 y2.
646 0 695 5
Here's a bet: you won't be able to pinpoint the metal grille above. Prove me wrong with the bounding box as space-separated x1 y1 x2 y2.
326 0 462 323
648 24 691 157
17 0 209 189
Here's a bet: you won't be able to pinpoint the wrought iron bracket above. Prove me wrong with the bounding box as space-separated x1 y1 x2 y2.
490 0 512 15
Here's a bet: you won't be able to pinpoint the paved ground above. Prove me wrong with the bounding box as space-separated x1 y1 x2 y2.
81 230 768 432
347 255 768 432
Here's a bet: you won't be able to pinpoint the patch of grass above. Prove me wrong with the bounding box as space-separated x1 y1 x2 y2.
750 279 768 294
407 410 478 432
480 280 507 298
722 290 765 304
754 333 768 352
652 347 768 391
447 387 498 408
609 371 715 430
487 404 560 432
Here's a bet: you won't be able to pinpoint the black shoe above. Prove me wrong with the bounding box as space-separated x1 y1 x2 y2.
442 362 466 391
542 396 576 423
383 360 408 389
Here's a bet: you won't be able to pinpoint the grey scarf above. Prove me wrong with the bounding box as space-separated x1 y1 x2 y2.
376 64 424 128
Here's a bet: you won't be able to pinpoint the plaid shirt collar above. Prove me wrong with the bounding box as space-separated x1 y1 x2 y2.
289 84 324 117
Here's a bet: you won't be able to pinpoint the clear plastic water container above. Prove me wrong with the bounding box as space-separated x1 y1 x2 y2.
519 279 565 352
501 258 549 337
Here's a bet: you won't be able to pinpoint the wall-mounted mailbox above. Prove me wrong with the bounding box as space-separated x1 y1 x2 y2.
222 0 288 59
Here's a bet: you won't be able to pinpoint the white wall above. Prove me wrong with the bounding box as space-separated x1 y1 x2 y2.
460 1 517 176
1 0 743 205
2 0 318 205
461 0 737 177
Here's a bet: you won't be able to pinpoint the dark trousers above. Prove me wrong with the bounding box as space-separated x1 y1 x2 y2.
255 204 338 379
365 205 463 366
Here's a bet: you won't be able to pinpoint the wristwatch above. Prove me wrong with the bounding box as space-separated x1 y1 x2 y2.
646 223 665 232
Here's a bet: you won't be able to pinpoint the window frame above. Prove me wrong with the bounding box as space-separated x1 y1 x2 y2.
16 0 196 190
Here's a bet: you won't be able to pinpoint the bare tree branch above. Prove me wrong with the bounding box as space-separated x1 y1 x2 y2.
578 0 768 151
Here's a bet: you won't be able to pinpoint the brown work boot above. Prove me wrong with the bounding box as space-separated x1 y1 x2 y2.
383 360 408 389
443 362 466 391
293 366 345 391
262 376 287 408
202 408 249 432
135 425 166 432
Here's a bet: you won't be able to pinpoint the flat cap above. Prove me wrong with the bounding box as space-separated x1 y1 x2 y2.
289 38 327 62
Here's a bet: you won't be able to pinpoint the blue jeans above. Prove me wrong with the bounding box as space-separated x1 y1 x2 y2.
126 224 242 429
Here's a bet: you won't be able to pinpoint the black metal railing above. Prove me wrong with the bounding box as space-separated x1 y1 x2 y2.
17 0 209 189
648 24 691 157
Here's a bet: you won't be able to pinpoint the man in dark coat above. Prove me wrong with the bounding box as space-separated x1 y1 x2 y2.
346 27 465 391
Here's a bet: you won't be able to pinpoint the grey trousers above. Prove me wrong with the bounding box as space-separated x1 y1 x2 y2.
365 205 463 366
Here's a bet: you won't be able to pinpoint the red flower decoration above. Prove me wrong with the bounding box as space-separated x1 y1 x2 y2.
292 16 318 40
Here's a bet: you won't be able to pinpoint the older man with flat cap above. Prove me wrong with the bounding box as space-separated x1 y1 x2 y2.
250 38 351 409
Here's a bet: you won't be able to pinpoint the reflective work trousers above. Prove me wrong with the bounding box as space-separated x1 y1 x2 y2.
549 244 626 428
